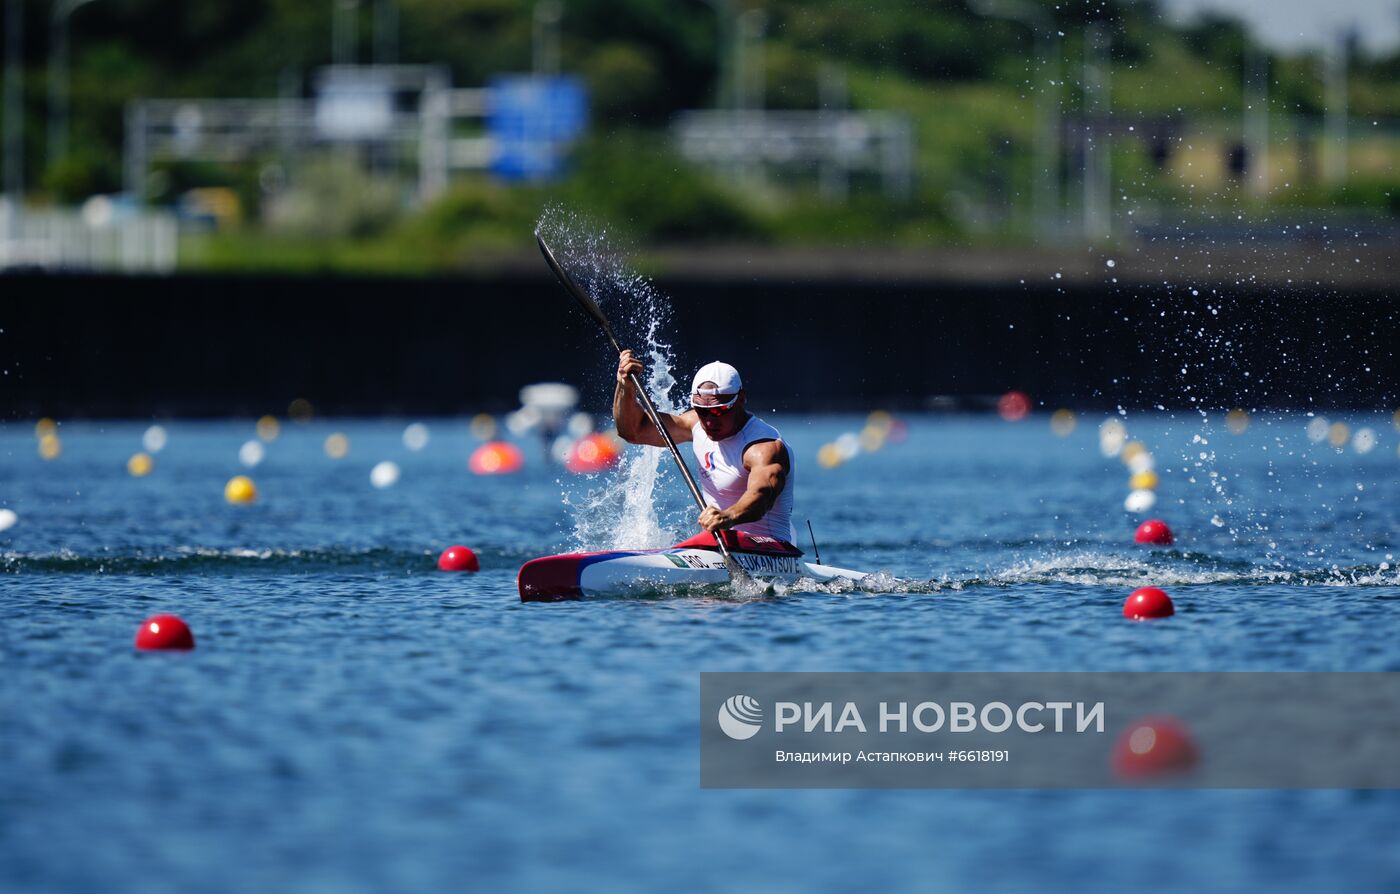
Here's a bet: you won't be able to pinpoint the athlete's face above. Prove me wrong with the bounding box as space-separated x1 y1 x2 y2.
694 389 746 440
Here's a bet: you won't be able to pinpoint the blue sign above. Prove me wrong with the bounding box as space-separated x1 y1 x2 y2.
488 76 589 181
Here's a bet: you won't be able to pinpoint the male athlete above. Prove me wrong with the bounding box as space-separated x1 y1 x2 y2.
614 350 795 544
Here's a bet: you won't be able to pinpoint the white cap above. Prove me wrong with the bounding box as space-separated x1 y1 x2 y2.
691 361 742 397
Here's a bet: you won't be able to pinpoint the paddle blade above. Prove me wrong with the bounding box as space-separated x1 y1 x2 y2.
722 555 767 595
536 233 615 341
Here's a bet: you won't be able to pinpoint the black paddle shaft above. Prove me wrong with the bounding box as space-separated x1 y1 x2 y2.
535 233 746 572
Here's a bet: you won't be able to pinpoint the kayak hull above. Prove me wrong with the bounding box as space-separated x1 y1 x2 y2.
518 535 867 602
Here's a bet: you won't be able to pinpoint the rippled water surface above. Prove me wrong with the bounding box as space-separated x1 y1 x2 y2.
2 414 1399 893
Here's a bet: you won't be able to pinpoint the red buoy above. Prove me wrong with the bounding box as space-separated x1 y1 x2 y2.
1123 587 1175 620
135 614 195 651
565 433 621 474
997 390 1031 422
438 545 480 572
469 441 524 475
1134 519 1174 546
1112 716 1199 779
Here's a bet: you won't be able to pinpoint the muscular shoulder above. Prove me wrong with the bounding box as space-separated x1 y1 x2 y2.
742 437 789 470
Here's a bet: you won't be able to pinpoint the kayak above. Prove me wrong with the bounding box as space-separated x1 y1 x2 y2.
518 531 870 602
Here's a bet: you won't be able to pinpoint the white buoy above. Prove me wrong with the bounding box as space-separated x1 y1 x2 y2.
1128 452 1155 474
1306 417 1329 443
567 412 595 438
370 461 401 489
142 425 169 453
239 440 266 468
1352 427 1377 455
1124 489 1157 513
550 434 574 464
505 407 540 437
402 423 430 452
1099 419 1127 458
0 508 17 532
834 432 862 460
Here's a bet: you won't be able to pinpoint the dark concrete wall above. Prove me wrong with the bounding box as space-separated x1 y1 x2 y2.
1 272 1394 416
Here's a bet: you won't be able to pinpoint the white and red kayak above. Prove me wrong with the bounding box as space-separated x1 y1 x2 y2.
518 531 869 602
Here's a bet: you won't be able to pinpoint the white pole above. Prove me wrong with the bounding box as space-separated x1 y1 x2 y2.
1082 23 1111 242
970 0 1061 241
1323 32 1348 185
48 0 99 170
701 0 733 112
1244 45 1268 197
374 0 397 65
533 0 562 76
333 0 359 66
4 0 23 220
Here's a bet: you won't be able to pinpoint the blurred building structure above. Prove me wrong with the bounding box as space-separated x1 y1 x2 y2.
673 109 913 200
123 65 586 204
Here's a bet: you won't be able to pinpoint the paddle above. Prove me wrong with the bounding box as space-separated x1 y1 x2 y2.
536 232 755 588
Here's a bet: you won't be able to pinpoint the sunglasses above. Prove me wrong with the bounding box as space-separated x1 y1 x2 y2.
692 393 738 417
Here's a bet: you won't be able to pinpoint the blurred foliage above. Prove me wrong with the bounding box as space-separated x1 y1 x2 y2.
264 157 402 238
1323 177 1400 217
1180 14 1250 76
559 132 766 241
0 0 1394 270
579 43 667 122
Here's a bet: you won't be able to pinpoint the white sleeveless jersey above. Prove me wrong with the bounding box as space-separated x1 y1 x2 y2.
690 414 796 543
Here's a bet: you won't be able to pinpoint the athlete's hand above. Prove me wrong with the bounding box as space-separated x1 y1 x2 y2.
698 507 734 532
617 349 643 385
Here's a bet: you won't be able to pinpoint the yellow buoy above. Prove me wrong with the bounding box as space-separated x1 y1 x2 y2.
35 417 58 438
1327 422 1350 447
866 410 894 435
817 443 843 469
1129 470 1159 491
1120 440 1146 466
38 433 62 460
470 413 498 440
224 475 257 504
859 426 887 453
127 453 154 477
1050 409 1076 436
1226 408 1249 434
256 415 280 442
324 432 349 459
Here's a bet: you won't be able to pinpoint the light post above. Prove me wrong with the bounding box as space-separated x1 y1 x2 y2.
533 0 562 76
1243 44 1268 197
374 0 397 65
48 0 100 169
1323 31 1348 185
700 0 735 112
734 7 766 113
971 0 1062 241
333 0 359 66
1081 22 1111 242
4 0 22 221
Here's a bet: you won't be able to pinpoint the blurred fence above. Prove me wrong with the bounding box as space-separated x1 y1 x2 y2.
0 200 177 272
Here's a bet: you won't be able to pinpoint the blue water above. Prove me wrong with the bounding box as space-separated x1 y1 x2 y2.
3 413 1399 893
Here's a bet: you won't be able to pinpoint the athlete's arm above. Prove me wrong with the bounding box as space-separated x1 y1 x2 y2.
613 349 695 447
697 439 789 532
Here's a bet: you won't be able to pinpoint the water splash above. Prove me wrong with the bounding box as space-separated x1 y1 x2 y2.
540 207 688 551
